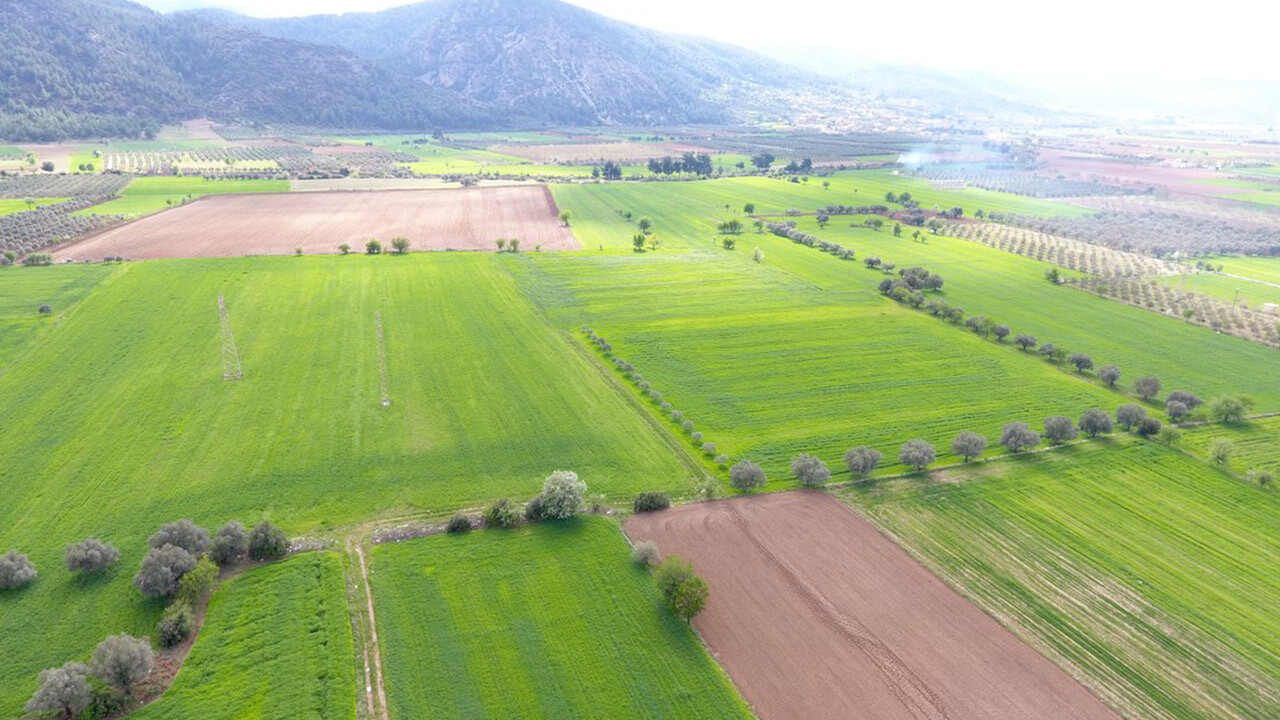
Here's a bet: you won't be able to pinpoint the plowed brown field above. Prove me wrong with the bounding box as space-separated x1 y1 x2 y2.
626 492 1118 720
57 185 577 260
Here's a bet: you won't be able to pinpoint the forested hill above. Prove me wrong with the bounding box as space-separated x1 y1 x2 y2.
0 0 488 141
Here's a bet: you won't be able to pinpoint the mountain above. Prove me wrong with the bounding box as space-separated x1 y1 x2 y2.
185 0 820 126
0 0 488 141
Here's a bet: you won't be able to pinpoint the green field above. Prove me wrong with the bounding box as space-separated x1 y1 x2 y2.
1159 270 1280 309
1181 416 1280 475
0 253 693 715
842 439 1280 719
0 263 119 369
79 177 289 217
371 517 752 720
0 197 66 216
133 553 355 720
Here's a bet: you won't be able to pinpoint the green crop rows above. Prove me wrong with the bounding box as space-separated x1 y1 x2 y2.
370 517 752 720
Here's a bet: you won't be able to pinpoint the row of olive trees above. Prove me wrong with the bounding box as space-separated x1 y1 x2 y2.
447 471 590 533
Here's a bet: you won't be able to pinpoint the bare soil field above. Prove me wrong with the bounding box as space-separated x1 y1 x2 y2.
626 492 1118 720
492 141 714 163
1037 148 1223 198
55 185 577 260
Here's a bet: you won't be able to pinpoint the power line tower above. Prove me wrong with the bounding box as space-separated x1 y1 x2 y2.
218 294 243 380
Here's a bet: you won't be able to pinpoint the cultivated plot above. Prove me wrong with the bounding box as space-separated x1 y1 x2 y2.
626 492 1118 720
370 517 752 720
57 185 577 260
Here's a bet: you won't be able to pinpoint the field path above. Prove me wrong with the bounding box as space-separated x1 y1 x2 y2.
347 539 390 720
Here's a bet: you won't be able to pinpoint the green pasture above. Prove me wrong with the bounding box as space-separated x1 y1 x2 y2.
79 177 289 217
0 197 66 216
0 262 119 369
1180 416 1280 476
133 553 355 720
0 253 692 715
842 438 1280 719
371 517 752 720
1159 270 1280 309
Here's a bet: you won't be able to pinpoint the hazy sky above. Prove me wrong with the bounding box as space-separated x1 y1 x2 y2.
138 0 1277 83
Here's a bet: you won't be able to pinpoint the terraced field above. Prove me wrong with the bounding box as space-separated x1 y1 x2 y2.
841 439 1280 720
0 254 692 715
133 553 355 720
370 517 752 720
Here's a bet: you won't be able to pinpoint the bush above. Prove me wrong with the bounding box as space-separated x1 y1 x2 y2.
1042 416 1078 444
445 514 472 533
90 634 154 695
338 243 351 255
38 303 52 315
950 431 986 461
24 662 91 719
631 541 659 567
790 453 831 486
537 470 586 520
670 410 683 422
0 549 37 590
1116 404 1146 430
134 544 197 598
157 601 195 648
485 499 521 528
691 431 703 443
1136 416 1163 438
701 441 717 456
1157 426 1182 445
1210 395 1253 423
365 239 382 254
899 440 936 471
65 538 120 575
1209 438 1233 465
714 454 729 468
209 522 248 567
681 420 694 433
248 521 288 561
523 495 547 522
177 557 218 605
633 491 671 513
1078 408 1113 437
729 460 767 490
844 446 881 477
149 519 210 557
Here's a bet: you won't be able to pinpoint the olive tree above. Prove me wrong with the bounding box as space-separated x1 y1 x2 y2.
537 470 587 519
0 549 37 590
1078 409 1113 437
65 538 120 575
899 440 936 472
1068 353 1094 373
1210 395 1253 423
1167 390 1203 410
1043 416 1078 444
844 446 881 477
950 431 986 462
729 460 767 490
1116 404 1146 431
1133 376 1162 400
1166 400 1189 422
790 453 831 486
25 662 91 719
90 634 154 696
1000 423 1040 453
248 521 288 561
1136 417 1163 438
1098 365 1121 387
134 544 197 598
631 541 659 568
209 521 248 567
1014 334 1038 351
157 601 195 648
148 519 210 557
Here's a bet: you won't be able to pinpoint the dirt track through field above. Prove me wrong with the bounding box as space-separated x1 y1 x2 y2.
626 492 1119 720
56 185 578 260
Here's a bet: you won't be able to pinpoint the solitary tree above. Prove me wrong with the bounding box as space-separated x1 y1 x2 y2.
1133 376 1162 400
90 634 154 696
1038 343 1059 361
537 470 586 520
1043 416 1078 444
64 538 120 575
248 521 288 561
209 521 248 567
1098 365 1121 387
742 203 755 214
1210 395 1252 423
790 453 831 487
1208 438 1233 466
1078 409 1113 437
1116 404 1146 431
899 439 936 472
844 446 881 477
729 460 767 490
1015 334 1038 351
25 662 91 719
951 431 986 462
134 544 197 598
1000 423 1040 453
1068 353 1094 373
0 549 37 590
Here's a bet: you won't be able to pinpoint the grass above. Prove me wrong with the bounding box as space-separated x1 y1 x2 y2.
0 253 692 715
370 516 753 720
78 177 289 217
0 197 66 216
133 552 355 720
0 263 119 369
1158 270 1280 309
841 438 1280 719
1180 416 1280 475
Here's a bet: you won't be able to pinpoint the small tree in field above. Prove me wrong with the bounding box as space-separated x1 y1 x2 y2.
158 601 195 648
1167 390 1203 410
135 545 196 598
1166 400 1189 422
1099 365 1121 387
1078 409 1113 437
1136 416 1162 438
338 243 351 255
0 549 36 590
1210 395 1253 423
1134 376 1161 400
1043 416 1078 444
654 556 708 622
899 440 936 472
559 210 572 226
1116 404 1146 431
632 234 646 252
1000 423 1040 453
365 239 382 255
391 237 410 254
1015 334 1038 351
790 453 830 486
1209 438 1233 466
631 541 659 567
729 460 766 490
90 635 153 696
950 431 986 462
148 519 210 556
1068 353 1094 373
537 470 586 520
25 662 91 719
65 539 120 576
844 446 881 477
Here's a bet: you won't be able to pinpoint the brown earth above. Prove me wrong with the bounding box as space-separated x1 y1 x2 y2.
626 492 1119 720
491 141 715 163
56 185 578 260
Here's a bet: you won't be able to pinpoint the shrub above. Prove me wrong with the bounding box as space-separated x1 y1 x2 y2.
691 431 703 443
899 440 936 471
38 303 52 315
1209 438 1233 465
1000 423 1040 453
1116 404 1146 430
90 634 154 695
25 662 91 719
1157 426 1182 445
714 454 729 468
523 494 547 522
1210 395 1253 423
701 441 717 456
1247 468 1275 488
176 557 218 605
134 544 197 598
1078 408 1113 437
670 410 683 422
692 477 722 500
445 514 472 533
681 420 694 433
157 601 194 648
1136 416 1163 438
338 243 351 255
1042 416 1078 444
950 431 986 461
587 493 608 512
248 521 288 561
537 470 586 520
0 549 37 590
633 491 671 513
729 460 767 490
65 538 120 575
148 519 210 556
844 446 882 477
631 541 659 567
485 499 521 528
790 453 831 486
365 239 382 254
209 522 248 567
1068 353 1094 373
